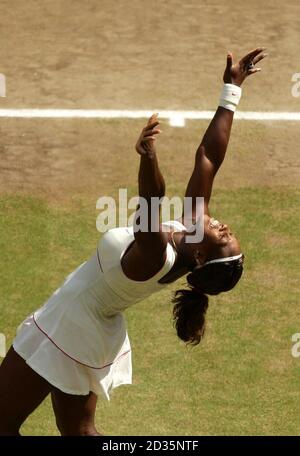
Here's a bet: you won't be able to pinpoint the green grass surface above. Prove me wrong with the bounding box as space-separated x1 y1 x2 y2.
0 187 299 435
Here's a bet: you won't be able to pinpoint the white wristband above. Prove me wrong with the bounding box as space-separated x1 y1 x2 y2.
219 83 242 112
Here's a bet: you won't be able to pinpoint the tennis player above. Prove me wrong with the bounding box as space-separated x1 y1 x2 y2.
0 48 266 435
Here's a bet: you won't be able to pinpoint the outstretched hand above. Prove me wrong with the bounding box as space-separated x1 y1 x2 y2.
135 113 161 157
223 47 267 87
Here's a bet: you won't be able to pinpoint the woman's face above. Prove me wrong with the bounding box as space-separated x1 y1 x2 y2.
203 215 242 259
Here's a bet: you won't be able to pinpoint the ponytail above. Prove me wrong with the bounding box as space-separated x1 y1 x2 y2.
172 287 209 346
172 254 244 346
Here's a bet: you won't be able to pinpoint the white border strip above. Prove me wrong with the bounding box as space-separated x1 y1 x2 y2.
0 109 300 121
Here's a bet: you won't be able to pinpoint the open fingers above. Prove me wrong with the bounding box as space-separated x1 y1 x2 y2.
245 51 267 75
240 47 266 64
144 120 160 131
252 52 268 65
248 68 262 75
143 127 161 137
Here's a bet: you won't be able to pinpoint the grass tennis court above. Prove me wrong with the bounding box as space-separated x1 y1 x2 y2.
1 183 299 435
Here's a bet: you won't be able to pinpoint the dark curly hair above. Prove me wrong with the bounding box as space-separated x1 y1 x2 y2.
172 257 244 346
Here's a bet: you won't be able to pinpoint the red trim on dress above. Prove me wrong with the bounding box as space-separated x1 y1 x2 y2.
33 314 131 370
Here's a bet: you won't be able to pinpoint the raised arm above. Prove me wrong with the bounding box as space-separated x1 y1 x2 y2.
120 114 170 281
182 48 267 222
133 114 168 253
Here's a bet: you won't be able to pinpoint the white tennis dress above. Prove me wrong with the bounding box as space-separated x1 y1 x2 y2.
13 220 185 400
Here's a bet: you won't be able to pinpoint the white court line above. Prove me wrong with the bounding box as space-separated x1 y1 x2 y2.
0 109 300 124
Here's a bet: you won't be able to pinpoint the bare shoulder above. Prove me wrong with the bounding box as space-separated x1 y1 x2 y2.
121 229 169 281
